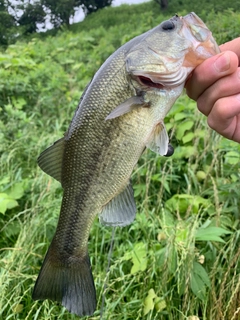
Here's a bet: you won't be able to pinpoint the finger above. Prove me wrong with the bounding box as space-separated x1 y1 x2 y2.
185 51 238 100
198 67 240 115
207 94 240 143
220 37 240 63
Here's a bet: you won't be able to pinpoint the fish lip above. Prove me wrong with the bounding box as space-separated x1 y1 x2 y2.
181 12 220 57
183 12 206 27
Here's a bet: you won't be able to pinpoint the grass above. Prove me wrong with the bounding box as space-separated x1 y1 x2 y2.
0 1 240 319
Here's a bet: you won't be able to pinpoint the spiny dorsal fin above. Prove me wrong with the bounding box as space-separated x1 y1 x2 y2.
99 182 136 227
37 138 65 183
146 122 169 156
105 95 149 120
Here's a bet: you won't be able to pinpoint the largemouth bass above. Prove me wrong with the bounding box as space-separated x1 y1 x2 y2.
32 13 219 316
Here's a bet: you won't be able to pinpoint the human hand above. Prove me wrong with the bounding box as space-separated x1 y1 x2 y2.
185 38 240 143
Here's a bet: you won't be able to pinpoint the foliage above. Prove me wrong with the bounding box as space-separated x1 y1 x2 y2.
17 1 46 34
0 2 240 320
154 0 168 10
40 0 81 27
1 0 113 41
0 0 17 46
1 0 240 45
81 0 113 15
165 0 240 17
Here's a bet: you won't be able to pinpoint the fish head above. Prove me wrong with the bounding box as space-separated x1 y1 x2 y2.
126 12 219 89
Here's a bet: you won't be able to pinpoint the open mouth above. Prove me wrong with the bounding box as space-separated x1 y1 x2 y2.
138 75 164 89
135 65 191 89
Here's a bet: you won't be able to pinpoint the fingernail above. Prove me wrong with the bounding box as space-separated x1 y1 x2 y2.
214 52 230 72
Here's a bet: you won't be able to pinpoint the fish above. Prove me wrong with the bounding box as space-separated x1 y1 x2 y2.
32 12 219 317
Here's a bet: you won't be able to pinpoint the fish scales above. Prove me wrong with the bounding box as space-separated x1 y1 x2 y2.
32 13 220 317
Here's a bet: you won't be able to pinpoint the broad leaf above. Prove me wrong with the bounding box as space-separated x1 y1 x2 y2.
196 226 232 243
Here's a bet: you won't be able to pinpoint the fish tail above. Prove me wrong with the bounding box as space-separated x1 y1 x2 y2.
32 242 96 316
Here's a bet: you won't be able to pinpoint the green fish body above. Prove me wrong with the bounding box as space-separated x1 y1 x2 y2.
32 13 219 316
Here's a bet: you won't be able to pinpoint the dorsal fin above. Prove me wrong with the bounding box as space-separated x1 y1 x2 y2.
99 182 136 227
37 138 65 183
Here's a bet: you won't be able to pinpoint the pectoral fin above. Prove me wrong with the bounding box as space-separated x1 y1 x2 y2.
146 122 169 156
99 182 136 227
37 138 65 183
106 95 149 120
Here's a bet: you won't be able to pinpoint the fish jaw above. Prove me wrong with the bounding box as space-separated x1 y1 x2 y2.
180 12 220 67
126 13 219 90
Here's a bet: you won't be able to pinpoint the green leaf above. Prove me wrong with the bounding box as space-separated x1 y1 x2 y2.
0 193 18 214
0 176 10 186
174 112 186 121
133 184 146 197
5 182 24 200
13 303 23 313
143 289 156 315
168 247 177 274
155 247 167 269
195 226 232 243
173 146 196 159
175 222 189 244
190 257 212 301
131 242 147 274
182 132 195 144
11 97 26 110
176 120 194 140
122 242 147 274
193 261 211 288
166 194 211 215
154 298 166 312
190 271 206 301
224 151 240 165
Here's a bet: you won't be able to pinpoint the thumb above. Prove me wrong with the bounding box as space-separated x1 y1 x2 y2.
186 51 238 101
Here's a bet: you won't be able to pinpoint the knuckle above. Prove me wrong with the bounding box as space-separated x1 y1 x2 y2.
207 115 215 130
197 96 208 115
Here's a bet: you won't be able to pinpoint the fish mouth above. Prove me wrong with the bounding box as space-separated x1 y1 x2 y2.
137 76 164 89
134 66 189 89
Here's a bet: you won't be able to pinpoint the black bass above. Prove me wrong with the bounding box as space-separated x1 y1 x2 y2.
32 13 219 316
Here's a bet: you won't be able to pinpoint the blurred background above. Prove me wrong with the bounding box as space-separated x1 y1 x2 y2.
0 1 239 319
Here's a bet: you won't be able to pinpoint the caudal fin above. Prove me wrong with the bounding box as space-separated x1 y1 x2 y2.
32 245 96 316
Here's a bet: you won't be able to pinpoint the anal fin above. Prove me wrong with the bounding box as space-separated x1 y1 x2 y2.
99 182 136 227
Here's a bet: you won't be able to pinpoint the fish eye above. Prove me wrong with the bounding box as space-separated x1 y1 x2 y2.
161 20 175 31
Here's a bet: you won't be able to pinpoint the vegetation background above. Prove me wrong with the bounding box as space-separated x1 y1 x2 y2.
0 0 240 319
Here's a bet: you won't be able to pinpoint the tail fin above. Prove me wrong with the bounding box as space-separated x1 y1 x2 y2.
32 244 96 316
